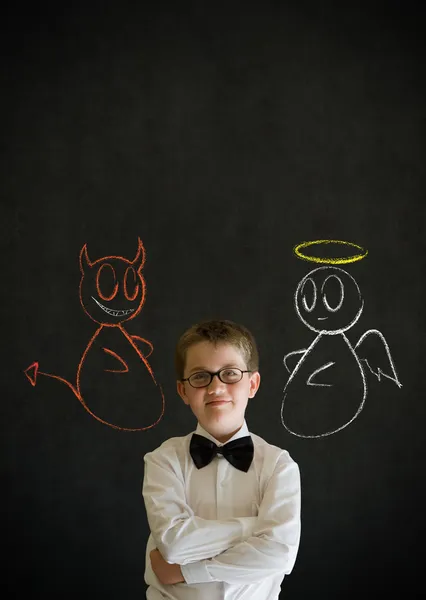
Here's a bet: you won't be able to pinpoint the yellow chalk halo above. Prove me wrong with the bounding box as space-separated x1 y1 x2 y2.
294 239 368 264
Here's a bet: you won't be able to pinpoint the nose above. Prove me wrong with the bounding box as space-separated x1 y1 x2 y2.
207 373 226 394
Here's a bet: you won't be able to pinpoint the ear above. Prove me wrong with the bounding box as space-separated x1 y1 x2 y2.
79 244 92 275
132 237 146 273
248 371 261 398
177 380 190 405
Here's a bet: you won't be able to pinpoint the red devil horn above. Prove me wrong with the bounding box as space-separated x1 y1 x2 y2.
79 244 92 274
132 237 146 272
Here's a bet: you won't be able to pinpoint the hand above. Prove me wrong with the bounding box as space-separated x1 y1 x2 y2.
150 548 185 585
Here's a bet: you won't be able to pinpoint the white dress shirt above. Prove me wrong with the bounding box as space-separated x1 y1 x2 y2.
142 419 301 600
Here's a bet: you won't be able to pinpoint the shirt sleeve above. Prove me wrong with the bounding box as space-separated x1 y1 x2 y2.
142 448 257 565
181 452 301 585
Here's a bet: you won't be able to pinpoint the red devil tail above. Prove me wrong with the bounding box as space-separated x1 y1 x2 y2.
24 362 39 386
24 361 79 397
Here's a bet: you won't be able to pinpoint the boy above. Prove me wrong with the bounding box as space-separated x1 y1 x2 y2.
142 320 301 599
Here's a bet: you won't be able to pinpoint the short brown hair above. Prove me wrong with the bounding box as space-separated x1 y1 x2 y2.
175 319 259 379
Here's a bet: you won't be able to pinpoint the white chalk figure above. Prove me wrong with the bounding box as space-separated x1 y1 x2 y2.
281 266 402 438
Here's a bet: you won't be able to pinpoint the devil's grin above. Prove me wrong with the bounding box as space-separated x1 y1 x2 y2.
92 296 135 317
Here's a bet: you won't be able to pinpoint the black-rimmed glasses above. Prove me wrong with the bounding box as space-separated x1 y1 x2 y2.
182 368 252 388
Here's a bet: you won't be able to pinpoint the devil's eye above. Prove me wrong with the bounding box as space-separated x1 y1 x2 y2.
96 263 118 301
124 267 139 301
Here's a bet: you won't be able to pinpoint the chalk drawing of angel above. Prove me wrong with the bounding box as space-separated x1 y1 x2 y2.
281 240 402 438
24 238 165 431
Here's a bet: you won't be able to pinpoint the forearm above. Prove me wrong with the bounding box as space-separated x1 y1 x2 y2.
181 526 300 584
152 515 257 565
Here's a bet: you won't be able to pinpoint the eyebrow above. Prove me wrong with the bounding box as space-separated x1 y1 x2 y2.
187 363 245 375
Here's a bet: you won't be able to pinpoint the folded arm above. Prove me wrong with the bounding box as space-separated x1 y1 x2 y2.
283 349 306 374
181 453 301 584
142 449 256 565
131 335 154 358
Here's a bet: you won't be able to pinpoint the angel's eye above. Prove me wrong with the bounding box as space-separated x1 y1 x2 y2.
301 278 317 312
321 275 344 312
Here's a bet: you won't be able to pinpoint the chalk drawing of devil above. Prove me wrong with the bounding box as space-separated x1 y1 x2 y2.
24 238 165 431
281 240 402 439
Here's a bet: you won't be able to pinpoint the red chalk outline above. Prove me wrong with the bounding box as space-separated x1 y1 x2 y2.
24 238 165 431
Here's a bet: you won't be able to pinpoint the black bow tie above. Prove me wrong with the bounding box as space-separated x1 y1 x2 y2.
189 433 254 472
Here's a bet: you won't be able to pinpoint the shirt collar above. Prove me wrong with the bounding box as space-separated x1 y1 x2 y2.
195 419 250 446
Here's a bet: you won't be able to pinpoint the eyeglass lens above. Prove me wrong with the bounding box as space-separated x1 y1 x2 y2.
189 368 244 387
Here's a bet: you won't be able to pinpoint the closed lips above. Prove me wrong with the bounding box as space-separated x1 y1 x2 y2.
207 400 230 404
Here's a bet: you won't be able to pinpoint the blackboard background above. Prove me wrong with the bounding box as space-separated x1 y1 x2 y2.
3 1 426 598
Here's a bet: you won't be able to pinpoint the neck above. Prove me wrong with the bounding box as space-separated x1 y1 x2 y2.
203 422 244 444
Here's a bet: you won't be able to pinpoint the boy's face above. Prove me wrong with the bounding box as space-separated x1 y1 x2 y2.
177 341 261 443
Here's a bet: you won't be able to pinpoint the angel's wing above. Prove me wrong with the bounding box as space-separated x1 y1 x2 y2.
354 329 402 388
